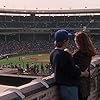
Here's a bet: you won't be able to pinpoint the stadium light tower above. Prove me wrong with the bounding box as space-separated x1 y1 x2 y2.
36 8 38 10
3 0 6 9
83 19 94 32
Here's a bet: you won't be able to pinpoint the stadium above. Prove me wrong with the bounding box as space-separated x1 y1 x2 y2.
0 8 100 100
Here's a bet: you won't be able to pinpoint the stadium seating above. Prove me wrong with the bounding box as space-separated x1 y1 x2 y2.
0 15 99 55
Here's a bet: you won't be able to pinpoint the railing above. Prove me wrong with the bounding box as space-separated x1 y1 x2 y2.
88 57 100 100
0 74 61 100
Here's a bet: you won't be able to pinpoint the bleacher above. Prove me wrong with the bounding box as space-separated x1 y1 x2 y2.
0 15 100 28
0 14 100 55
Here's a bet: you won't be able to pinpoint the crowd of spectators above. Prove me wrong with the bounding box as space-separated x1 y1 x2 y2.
0 15 100 28
18 63 53 76
0 39 54 55
0 15 99 77
0 62 53 76
0 35 99 55
0 15 99 54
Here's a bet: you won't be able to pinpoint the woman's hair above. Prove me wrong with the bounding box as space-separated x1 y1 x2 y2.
75 32 96 56
54 40 67 48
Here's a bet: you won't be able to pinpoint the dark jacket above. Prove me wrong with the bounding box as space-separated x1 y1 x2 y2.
73 50 92 97
50 48 81 86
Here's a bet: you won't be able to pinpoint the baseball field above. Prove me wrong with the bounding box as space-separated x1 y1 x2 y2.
0 53 50 68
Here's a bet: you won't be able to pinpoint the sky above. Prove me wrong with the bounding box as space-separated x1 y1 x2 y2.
0 0 100 10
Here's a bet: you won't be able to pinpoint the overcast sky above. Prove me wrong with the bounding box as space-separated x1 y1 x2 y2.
0 0 100 10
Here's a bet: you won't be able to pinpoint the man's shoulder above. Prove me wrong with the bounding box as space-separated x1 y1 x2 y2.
50 49 55 54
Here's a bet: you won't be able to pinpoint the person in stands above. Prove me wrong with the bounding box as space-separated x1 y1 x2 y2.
50 29 89 100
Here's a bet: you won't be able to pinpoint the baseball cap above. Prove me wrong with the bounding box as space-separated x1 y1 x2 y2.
55 29 70 42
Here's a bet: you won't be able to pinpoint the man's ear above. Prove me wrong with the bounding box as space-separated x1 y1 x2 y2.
63 39 68 43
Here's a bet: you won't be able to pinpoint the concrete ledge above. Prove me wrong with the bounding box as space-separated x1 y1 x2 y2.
0 74 60 100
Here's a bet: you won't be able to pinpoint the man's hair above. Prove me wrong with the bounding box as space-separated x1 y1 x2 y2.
54 40 67 48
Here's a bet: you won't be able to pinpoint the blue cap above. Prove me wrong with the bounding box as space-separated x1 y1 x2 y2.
55 29 70 42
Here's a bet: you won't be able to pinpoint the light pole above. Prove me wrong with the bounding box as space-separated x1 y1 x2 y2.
83 19 94 32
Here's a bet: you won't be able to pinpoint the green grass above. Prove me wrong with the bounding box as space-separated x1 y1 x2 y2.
0 53 50 68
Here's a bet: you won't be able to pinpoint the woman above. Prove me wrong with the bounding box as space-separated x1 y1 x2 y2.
73 32 96 100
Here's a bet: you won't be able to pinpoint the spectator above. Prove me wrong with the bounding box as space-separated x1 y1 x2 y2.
50 29 89 100
73 32 96 100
